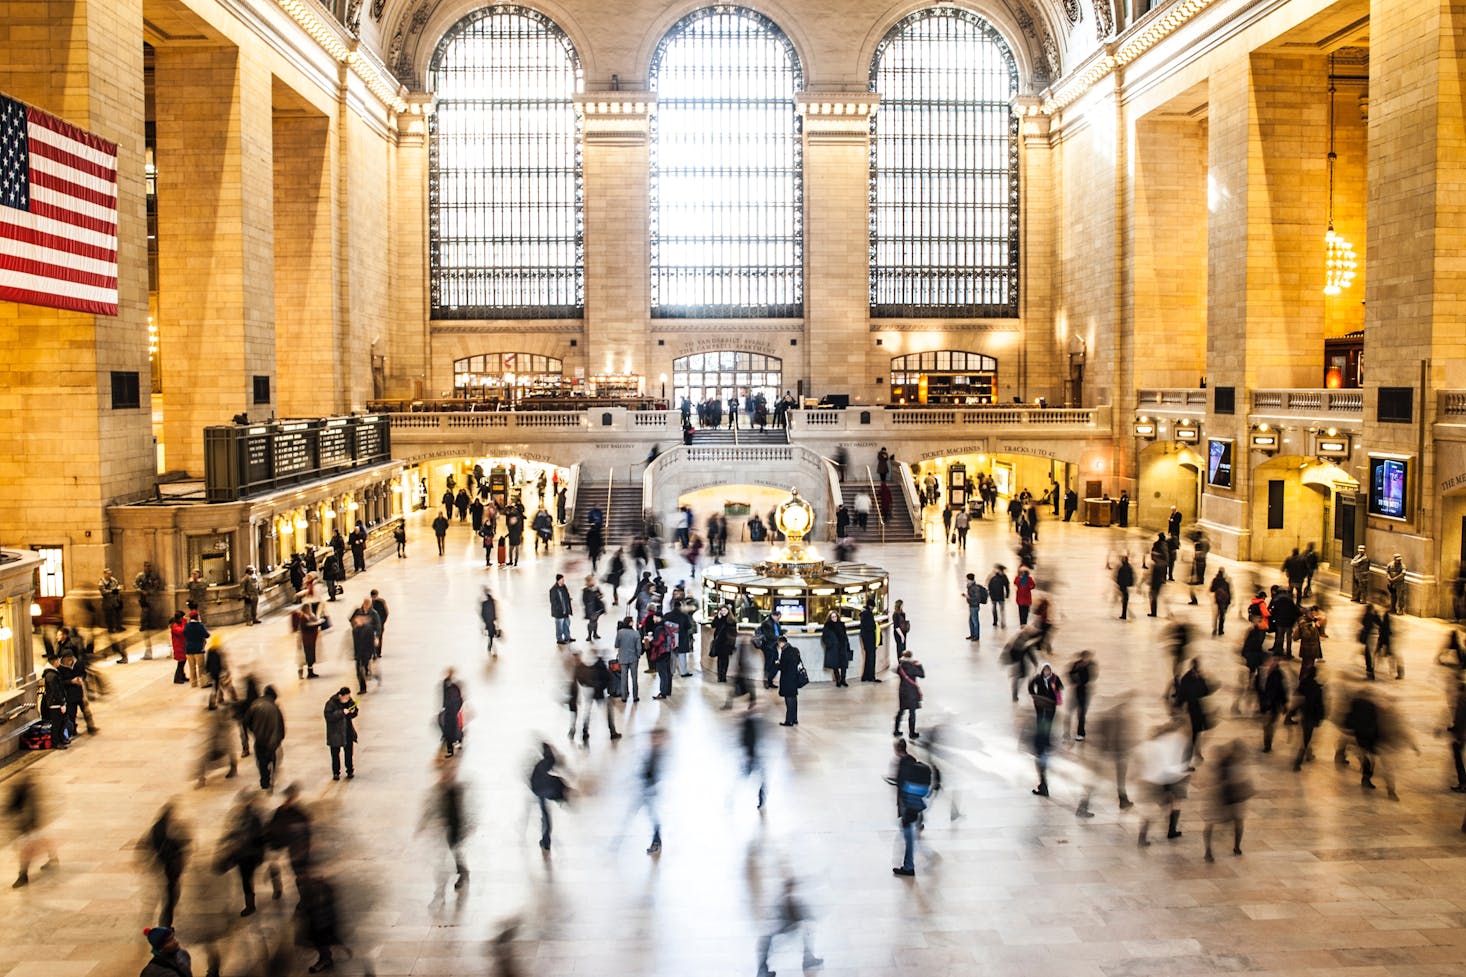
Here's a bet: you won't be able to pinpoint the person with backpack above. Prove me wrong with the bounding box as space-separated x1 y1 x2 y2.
893 650 925 739
963 573 988 641
888 737 932 877
646 612 676 700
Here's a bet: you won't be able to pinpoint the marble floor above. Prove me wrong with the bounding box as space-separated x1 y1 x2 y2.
3 507 1465 977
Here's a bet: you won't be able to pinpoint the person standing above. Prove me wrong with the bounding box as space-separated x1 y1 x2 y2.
246 686 285 791
581 575 606 642
321 550 344 602
859 603 880 682
186 570 209 624
1028 663 1063 796
505 507 524 566
549 574 573 645
294 586 323 680
393 522 407 558
1114 554 1136 620
169 611 188 684
821 609 852 687
240 565 261 626
1268 586 1298 658
666 597 695 678
709 604 737 683
876 446 890 483
99 568 124 633
133 561 165 660
324 688 359 781
891 599 910 656
348 522 367 574
432 510 450 556
615 616 641 702
369 589 390 657
963 573 987 642
893 650 925 738
348 599 380 695
1209 568 1232 636
1350 545 1370 602
987 565 1010 629
646 612 676 700
1014 566 1037 626
56 649 98 736
776 637 805 727
479 589 499 657
183 610 209 688
1386 554 1407 614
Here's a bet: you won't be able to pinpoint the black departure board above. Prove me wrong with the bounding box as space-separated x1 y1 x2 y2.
204 416 393 502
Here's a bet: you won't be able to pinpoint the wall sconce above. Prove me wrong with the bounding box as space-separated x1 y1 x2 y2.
1315 429 1350 458
29 602 42 618
323 506 336 519
294 516 309 530
1250 424 1280 453
1174 420 1199 443
0 616 11 641
1134 416 1157 439
280 520 294 535
347 500 359 511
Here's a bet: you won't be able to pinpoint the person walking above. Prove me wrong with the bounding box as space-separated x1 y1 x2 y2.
963 573 987 642
549 575 573 645
1028 662 1063 796
218 792 268 917
820 609 852 687
1173 659 1214 764
888 737 932 877
440 668 464 757
324 688 359 781
143 802 190 928
240 565 261 625
245 686 285 791
859 602 880 682
1014 566 1037 626
893 650 925 738
424 761 470 891
709 604 737 683
1067 650 1095 741
1135 718 1191 846
640 728 668 854
348 599 380 694
6 774 59 888
754 877 823 977
1202 739 1253 861
776 637 805 727
1209 568 1232 636
1293 667 1326 771
988 565 1010 629
1258 656 1288 753
529 743 569 852
294 583 324 680
581 575 606 642
1146 547 1168 617
1114 554 1136 620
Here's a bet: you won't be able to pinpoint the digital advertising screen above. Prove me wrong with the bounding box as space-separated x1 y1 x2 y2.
1207 439 1233 488
773 596 807 625
1368 456 1409 520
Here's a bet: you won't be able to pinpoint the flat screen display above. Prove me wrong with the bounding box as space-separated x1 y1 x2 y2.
773 596 806 626
1207 439 1233 488
1368 456 1408 520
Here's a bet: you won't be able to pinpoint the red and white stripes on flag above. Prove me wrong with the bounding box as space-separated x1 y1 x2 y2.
0 93 120 316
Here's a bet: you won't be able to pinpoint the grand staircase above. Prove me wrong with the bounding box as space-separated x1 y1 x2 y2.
835 479 920 542
567 482 646 548
690 426 789 446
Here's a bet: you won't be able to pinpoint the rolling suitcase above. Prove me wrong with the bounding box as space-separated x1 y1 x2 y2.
497 536 507 565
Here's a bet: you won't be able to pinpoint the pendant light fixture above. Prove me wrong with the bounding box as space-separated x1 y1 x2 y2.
1323 55 1357 296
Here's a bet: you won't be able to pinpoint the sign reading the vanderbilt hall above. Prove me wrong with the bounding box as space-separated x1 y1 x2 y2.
203 416 392 502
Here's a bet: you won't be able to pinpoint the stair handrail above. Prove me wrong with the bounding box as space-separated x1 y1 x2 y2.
564 461 582 535
866 465 887 545
822 456 843 543
894 461 922 540
604 468 613 539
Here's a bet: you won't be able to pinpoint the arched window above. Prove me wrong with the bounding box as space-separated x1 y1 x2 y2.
429 7 583 318
890 350 998 404
650 8 803 318
869 9 1019 318
672 351 784 406
453 352 565 398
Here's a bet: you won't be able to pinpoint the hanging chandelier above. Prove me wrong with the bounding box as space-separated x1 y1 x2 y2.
1323 56 1357 296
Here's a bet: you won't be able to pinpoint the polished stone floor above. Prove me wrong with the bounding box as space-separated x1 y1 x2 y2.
4 506 1466 977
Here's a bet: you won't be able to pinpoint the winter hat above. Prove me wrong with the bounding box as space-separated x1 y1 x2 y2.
338 687 352 697
144 926 173 950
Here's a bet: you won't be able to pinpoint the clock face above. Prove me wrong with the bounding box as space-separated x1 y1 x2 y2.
781 502 810 534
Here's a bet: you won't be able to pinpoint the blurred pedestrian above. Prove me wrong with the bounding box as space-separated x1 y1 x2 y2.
639 729 668 855
1028 662 1062 796
529 743 569 852
1173 659 1214 764
6 774 58 888
893 650 924 739
755 877 823 977
888 737 932 878
1202 739 1253 861
245 686 285 791
216 791 268 917
142 802 190 928
440 669 464 757
1066 650 1095 742
196 704 238 787
423 761 470 890
1135 719 1191 846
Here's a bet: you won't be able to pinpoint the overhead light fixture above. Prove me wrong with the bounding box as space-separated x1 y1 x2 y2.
1323 56 1358 296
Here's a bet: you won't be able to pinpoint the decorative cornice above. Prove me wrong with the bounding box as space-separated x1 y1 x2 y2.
276 0 410 113
1040 0 1217 114
796 94 880 141
431 323 585 334
574 93 654 144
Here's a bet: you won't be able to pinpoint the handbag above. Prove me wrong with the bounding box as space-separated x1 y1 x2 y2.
319 614 332 631
796 663 810 688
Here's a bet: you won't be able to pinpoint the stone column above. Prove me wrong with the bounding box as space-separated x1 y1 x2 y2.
387 93 433 399
273 105 336 416
1200 54 1329 559
0 0 154 600
798 95 879 405
576 94 652 380
154 43 277 473
1017 98 1059 405
1362 0 1466 613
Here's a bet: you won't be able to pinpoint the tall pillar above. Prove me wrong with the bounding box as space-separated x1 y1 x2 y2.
1201 54 1329 559
273 104 336 417
154 43 276 473
576 95 652 379
799 95 879 404
1362 0 1466 613
387 93 433 400
0 0 153 596
1017 99 1059 405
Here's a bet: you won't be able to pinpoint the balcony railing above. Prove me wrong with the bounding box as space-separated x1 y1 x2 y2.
1136 388 1208 409
796 406 1104 430
1440 391 1466 418
1251 389 1363 416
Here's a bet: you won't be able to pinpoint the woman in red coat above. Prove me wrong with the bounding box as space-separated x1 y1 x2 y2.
168 611 188 684
1014 567 1037 626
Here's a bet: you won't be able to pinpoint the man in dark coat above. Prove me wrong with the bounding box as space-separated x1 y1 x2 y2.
859 603 880 682
775 637 803 726
756 610 782 689
323 688 359 781
1268 586 1298 658
1173 659 1213 764
321 552 343 601
245 686 285 790
348 599 380 694
549 575 573 644
440 669 464 757
348 522 368 574
432 510 450 556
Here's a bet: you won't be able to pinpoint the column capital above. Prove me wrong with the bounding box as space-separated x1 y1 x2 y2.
397 92 434 143
796 93 880 142
574 92 655 145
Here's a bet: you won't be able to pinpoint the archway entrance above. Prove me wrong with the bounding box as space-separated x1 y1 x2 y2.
1137 441 1202 532
672 351 784 407
1249 456 1357 566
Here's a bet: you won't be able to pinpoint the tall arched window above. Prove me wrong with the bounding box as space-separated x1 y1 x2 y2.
869 9 1019 318
429 7 583 318
650 7 803 318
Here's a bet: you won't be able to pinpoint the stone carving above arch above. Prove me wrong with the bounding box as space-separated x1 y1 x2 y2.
1061 0 1081 24
1011 1 1059 86
1091 0 1113 39
386 0 442 88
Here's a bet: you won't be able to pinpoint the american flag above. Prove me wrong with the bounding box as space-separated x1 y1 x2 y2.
0 93 119 316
